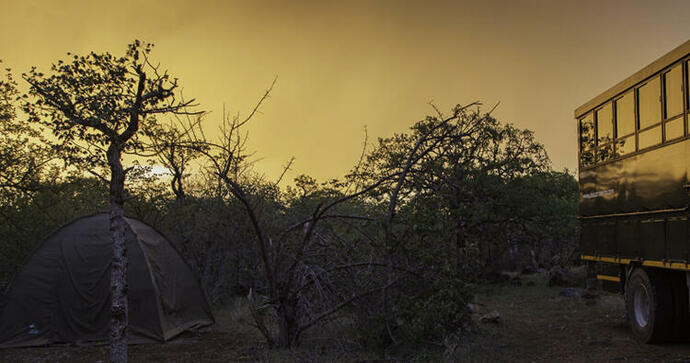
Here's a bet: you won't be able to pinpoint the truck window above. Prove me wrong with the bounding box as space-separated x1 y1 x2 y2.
639 77 661 130
665 117 684 141
639 126 662 149
616 135 635 155
597 103 613 143
597 103 614 161
580 112 595 166
616 91 635 137
638 78 661 148
664 64 683 119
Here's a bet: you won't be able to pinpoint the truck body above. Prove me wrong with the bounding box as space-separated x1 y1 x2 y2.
578 40 690 342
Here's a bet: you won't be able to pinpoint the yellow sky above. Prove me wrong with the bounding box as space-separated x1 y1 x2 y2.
2 0 689 183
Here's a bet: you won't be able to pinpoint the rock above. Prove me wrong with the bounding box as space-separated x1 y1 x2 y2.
510 276 522 286
548 265 569 287
467 303 486 314
500 271 518 282
582 290 599 300
483 271 509 284
585 336 611 346
479 310 501 324
560 287 581 298
521 265 537 275
483 270 519 284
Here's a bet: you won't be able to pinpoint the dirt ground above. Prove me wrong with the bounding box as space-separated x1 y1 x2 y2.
459 272 690 362
4 272 690 362
0 300 268 363
0 330 261 362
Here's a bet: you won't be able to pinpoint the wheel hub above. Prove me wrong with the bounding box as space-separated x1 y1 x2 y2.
633 283 650 328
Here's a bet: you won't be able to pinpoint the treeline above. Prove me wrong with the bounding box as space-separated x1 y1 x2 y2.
0 43 578 354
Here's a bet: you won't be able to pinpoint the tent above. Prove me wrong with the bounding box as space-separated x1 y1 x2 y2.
0 213 214 348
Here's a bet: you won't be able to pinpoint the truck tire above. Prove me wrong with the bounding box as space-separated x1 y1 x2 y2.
625 268 673 343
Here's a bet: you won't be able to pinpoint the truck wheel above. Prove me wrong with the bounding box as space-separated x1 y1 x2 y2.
625 268 673 343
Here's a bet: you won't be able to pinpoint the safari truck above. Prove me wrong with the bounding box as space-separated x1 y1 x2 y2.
578 40 690 343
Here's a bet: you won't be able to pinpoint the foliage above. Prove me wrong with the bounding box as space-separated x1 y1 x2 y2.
341 104 577 350
22 41 196 169
0 64 53 206
0 175 107 282
0 41 579 357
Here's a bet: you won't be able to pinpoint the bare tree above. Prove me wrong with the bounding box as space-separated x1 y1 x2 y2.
175 78 485 348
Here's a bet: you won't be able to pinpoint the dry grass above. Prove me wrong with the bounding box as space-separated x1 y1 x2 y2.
453 271 690 362
5 272 690 362
0 298 264 363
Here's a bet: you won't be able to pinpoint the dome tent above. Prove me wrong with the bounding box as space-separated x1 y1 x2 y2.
0 213 214 348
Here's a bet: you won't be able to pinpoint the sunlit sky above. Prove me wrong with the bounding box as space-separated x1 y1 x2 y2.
2 0 689 184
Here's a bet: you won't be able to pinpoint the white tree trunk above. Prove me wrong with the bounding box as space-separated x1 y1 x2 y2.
108 145 128 363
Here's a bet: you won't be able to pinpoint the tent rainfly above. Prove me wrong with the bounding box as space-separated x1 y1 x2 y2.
0 213 214 348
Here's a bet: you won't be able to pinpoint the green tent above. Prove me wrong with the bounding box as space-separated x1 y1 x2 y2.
0 213 214 348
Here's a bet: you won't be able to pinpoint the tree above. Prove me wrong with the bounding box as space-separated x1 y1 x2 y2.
22 41 197 362
0 64 55 284
0 174 108 284
148 115 203 202
353 106 553 263
173 80 396 348
0 63 52 204
342 104 571 347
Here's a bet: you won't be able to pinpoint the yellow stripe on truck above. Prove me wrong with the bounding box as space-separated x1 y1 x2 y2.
581 255 632 264
581 254 690 271
596 274 621 282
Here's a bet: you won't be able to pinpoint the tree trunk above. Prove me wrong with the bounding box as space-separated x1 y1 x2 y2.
108 144 128 363
277 295 299 348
